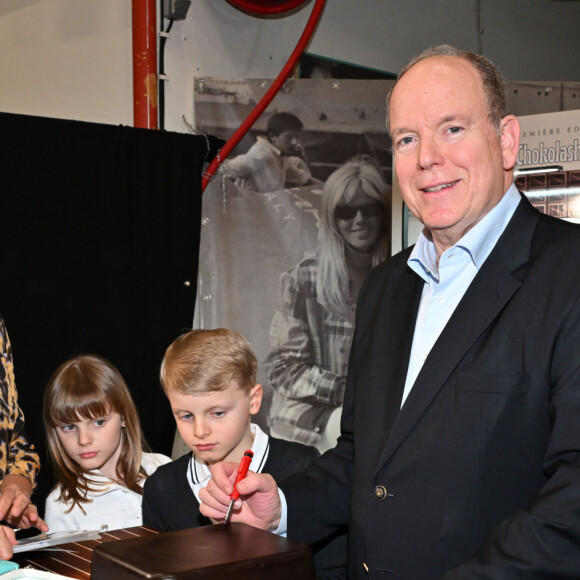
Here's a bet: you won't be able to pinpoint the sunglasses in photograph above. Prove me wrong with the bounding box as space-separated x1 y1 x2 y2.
335 202 383 220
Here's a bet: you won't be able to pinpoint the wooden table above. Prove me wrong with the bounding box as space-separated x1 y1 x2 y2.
90 523 314 579
13 526 160 579
14 524 314 579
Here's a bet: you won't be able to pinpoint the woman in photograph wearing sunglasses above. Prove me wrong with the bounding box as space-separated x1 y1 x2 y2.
267 155 390 452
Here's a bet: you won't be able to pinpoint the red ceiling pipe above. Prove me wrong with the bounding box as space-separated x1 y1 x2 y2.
227 0 309 14
203 0 326 191
132 0 158 129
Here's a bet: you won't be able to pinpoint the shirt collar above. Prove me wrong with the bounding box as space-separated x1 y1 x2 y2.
407 183 521 283
188 423 270 485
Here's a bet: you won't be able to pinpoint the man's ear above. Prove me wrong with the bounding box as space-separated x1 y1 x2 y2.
500 115 520 171
249 384 263 415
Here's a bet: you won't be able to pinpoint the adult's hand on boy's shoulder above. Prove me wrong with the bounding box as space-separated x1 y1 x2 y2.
200 462 282 532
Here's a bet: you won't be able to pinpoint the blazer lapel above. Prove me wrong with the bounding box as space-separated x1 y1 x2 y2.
350 251 424 471
376 195 539 469
362 266 423 468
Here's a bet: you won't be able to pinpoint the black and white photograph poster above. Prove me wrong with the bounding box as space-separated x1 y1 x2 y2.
189 78 395 453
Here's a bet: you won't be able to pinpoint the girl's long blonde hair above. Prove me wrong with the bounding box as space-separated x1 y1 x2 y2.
317 155 390 316
43 354 149 513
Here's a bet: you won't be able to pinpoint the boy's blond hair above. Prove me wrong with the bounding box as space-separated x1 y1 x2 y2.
161 328 257 395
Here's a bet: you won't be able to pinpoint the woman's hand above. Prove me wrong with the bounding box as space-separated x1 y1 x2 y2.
0 474 49 532
0 525 17 560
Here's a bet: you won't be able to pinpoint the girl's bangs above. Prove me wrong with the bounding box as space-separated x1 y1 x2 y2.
49 387 112 426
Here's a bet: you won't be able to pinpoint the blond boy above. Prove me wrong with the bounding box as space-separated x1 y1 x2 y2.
142 328 320 530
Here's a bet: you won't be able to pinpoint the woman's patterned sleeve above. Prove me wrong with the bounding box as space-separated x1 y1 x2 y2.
0 318 40 486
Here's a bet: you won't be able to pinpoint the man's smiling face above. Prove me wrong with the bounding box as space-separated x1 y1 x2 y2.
389 55 518 253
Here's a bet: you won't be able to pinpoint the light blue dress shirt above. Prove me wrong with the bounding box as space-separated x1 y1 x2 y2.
402 184 521 405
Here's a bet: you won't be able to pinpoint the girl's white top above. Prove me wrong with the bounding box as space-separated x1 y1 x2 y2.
44 452 172 533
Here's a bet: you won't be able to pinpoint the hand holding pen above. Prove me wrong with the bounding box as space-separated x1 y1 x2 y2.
224 450 254 524
199 458 283 531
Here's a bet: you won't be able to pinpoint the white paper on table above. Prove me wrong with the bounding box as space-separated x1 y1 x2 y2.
13 530 101 553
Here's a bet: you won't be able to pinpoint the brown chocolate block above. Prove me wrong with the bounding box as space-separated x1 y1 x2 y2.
91 523 314 579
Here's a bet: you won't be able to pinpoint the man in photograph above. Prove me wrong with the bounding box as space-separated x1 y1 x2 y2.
224 111 319 192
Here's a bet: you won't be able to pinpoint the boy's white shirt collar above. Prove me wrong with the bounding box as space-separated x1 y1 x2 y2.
187 423 270 502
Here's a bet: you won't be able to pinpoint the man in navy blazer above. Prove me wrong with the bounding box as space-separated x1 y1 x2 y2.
200 45 580 579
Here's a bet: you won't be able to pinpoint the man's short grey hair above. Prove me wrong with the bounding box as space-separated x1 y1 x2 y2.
386 44 507 136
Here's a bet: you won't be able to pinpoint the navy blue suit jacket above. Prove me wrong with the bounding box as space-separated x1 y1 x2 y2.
282 195 580 579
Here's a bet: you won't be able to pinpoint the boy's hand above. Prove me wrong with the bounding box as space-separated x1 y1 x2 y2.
200 462 282 532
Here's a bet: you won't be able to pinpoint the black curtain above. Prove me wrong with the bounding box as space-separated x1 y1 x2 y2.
0 112 211 508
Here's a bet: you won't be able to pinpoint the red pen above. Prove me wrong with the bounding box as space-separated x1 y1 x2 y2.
224 450 254 524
